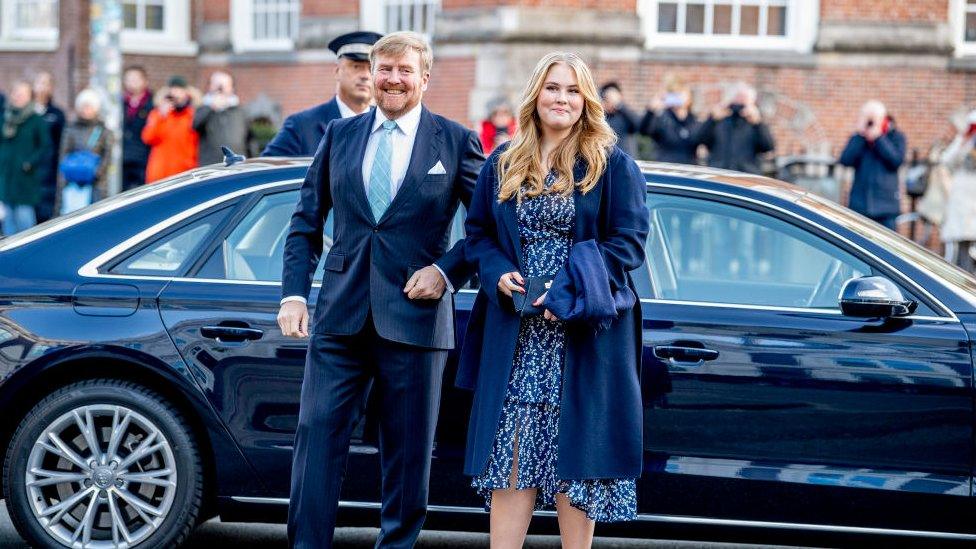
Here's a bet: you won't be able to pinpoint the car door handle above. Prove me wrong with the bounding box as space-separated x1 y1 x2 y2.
201 326 264 342
653 345 719 363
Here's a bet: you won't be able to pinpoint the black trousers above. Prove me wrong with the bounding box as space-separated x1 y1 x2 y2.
288 317 446 549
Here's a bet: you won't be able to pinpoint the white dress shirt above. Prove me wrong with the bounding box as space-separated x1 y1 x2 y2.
281 102 451 306
361 102 423 198
335 96 364 119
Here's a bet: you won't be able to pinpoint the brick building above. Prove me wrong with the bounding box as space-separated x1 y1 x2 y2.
2 0 976 159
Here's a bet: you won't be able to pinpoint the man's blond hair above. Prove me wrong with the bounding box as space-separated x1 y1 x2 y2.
369 31 433 74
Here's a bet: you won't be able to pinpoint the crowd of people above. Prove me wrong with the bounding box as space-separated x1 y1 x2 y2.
3 58 976 275
0 67 255 236
491 75 976 274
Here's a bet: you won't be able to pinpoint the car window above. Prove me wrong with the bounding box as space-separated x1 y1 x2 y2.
196 190 333 282
111 208 230 276
645 193 873 309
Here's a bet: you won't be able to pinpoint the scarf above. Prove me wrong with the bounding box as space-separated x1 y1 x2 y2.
124 90 151 119
3 102 35 139
545 239 637 331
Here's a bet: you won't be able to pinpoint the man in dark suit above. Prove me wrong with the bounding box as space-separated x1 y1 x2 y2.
278 31 484 548
262 31 382 157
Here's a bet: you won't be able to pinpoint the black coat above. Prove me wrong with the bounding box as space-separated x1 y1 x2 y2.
262 98 341 157
35 101 65 221
282 107 485 349
699 114 775 174
642 108 702 165
839 129 907 218
606 104 641 158
457 144 649 480
123 93 153 166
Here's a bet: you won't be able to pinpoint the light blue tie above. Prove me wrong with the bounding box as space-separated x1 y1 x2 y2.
368 120 397 222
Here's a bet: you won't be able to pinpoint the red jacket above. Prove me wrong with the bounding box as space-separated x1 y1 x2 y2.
479 119 517 154
142 106 198 183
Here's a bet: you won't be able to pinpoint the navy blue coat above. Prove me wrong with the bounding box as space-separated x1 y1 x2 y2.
262 98 342 157
282 106 484 349
457 145 649 480
839 129 906 218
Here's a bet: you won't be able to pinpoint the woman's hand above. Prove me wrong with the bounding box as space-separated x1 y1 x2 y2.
532 291 557 321
497 271 525 298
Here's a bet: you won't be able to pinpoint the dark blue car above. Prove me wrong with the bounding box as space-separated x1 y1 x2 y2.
1 158 975 548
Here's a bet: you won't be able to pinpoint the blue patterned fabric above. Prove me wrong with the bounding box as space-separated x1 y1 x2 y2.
471 172 637 523
368 120 397 222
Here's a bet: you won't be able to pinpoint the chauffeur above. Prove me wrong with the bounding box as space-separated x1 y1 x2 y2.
262 31 383 157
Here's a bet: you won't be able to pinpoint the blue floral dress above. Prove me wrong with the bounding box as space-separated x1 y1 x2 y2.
471 173 637 522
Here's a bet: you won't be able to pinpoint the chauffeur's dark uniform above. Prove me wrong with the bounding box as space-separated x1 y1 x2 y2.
261 98 342 157
262 31 382 158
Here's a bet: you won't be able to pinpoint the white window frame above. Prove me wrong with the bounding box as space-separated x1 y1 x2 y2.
360 0 440 38
121 0 197 56
638 0 818 53
231 0 301 53
952 0 976 57
0 0 59 52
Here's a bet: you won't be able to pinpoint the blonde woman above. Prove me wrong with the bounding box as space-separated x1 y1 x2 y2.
457 52 649 547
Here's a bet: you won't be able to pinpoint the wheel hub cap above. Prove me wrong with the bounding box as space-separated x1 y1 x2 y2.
92 466 116 489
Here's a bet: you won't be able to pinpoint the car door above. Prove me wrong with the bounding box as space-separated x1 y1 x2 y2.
638 189 973 532
156 187 355 498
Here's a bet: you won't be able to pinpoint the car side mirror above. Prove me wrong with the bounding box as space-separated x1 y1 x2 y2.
839 276 917 318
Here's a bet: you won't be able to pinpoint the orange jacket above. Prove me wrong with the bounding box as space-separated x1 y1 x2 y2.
142 106 199 183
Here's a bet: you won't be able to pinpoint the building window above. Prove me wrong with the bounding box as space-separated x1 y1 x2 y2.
361 1 440 37
639 0 818 52
955 0 976 56
120 0 196 56
124 0 165 32
0 0 59 50
231 0 301 53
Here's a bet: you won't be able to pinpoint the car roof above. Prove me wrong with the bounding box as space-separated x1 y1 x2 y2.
222 157 810 201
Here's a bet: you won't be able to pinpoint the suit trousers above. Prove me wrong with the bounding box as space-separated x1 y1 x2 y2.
288 315 446 549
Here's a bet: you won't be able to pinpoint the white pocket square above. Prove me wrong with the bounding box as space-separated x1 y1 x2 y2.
427 161 447 175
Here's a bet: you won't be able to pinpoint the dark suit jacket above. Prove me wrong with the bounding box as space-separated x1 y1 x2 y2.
282 106 485 349
262 98 341 157
457 144 649 480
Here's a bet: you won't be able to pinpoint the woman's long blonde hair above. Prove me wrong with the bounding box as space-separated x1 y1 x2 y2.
497 52 617 202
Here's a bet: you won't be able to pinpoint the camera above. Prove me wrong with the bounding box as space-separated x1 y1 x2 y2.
663 92 684 108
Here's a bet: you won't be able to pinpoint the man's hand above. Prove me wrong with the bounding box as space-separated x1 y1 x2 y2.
711 104 730 120
211 94 228 111
158 99 172 117
278 301 309 338
404 265 447 300
742 104 762 124
648 93 665 114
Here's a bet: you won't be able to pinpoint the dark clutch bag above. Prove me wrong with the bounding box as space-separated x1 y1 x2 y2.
511 276 552 317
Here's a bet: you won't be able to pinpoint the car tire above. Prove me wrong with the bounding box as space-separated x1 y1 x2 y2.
3 379 203 548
